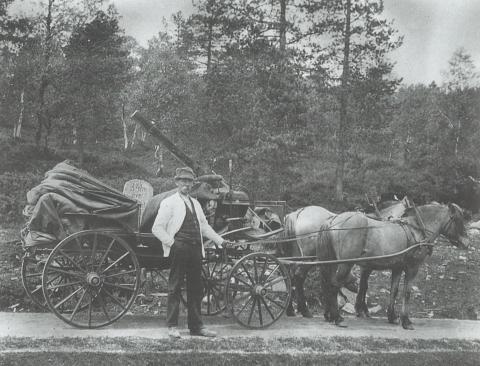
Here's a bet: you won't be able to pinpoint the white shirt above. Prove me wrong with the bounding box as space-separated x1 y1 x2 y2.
151 192 224 257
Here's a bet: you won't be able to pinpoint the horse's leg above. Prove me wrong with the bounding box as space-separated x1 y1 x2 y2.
387 267 402 324
321 265 345 326
295 265 313 318
400 265 419 330
355 267 372 318
286 265 297 317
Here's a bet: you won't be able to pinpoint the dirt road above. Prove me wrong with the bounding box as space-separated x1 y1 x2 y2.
1 312 479 339
1 312 480 365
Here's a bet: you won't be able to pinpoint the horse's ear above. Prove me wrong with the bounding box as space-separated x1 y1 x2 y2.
448 203 456 214
448 203 463 216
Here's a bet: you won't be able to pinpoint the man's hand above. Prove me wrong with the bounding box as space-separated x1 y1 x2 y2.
221 240 235 248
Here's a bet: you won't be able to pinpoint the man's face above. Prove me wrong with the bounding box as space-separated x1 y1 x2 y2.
175 178 194 195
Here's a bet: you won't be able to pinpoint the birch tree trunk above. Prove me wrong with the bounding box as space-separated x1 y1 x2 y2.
14 89 25 139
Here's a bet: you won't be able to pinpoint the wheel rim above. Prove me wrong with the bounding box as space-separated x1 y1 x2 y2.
226 252 291 329
21 250 49 309
42 231 140 328
200 252 233 315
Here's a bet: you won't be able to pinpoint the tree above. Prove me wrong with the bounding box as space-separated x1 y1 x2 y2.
302 0 402 199
23 0 108 148
62 9 132 165
442 48 479 91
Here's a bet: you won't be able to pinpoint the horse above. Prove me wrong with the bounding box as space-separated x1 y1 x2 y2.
316 203 468 329
282 200 411 318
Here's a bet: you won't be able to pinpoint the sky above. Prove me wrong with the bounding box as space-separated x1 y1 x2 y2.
10 0 480 85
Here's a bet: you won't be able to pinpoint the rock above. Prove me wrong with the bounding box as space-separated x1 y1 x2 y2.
341 303 356 314
341 288 357 304
368 305 382 314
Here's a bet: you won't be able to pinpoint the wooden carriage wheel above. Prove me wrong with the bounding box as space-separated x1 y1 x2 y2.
42 230 140 328
146 248 232 316
21 250 49 310
200 248 233 315
225 252 291 329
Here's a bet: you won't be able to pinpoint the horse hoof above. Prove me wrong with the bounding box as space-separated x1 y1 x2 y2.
301 310 313 318
402 323 414 330
335 318 347 328
286 310 296 317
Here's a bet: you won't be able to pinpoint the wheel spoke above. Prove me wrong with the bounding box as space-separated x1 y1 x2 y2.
70 289 87 321
263 276 286 289
25 272 43 278
253 256 258 282
96 291 111 322
53 287 83 309
240 263 256 285
236 295 254 317
232 274 253 288
88 296 92 328
90 232 98 271
263 264 280 284
96 238 115 271
259 258 268 281
257 297 263 326
103 269 137 278
103 281 135 292
48 280 82 290
45 273 63 286
102 251 129 274
47 267 84 279
247 297 257 325
263 294 285 309
260 297 276 321
58 249 87 273
31 285 43 295
101 288 126 310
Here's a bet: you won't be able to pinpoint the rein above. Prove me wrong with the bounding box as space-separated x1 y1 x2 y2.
278 241 434 266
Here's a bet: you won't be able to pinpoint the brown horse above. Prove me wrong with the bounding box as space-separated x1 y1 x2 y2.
316 203 468 329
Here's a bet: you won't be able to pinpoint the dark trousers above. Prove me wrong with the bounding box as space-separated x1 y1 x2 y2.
166 241 203 331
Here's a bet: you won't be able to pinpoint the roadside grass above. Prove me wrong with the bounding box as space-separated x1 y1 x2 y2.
1 336 480 366
1 335 480 353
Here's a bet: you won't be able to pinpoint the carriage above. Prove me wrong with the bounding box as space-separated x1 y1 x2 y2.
20 159 292 330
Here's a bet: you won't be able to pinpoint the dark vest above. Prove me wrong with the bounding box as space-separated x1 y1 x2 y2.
175 199 201 245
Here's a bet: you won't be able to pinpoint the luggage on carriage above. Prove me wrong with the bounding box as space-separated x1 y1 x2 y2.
20 159 291 329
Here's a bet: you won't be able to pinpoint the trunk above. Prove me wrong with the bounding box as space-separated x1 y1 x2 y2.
279 0 287 53
36 0 54 146
77 124 85 167
206 19 213 72
131 123 138 148
335 0 351 201
121 104 129 150
14 89 25 139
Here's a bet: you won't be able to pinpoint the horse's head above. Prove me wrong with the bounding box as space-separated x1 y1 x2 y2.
442 203 469 250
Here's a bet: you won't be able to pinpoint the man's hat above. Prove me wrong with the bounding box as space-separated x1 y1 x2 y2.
174 167 196 181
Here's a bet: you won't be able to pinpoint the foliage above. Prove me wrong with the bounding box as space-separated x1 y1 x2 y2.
0 0 480 214
61 9 132 164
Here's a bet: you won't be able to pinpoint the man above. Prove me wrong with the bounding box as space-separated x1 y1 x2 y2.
152 167 228 338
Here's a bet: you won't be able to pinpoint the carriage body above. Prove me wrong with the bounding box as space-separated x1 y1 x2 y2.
20 161 291 330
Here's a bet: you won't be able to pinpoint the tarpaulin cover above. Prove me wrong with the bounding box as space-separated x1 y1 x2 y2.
22 161 140 247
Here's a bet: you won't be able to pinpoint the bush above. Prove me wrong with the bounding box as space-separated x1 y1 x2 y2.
0 172 41 226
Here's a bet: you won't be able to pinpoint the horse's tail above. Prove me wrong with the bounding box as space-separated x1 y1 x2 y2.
316 223 336 260
279 211 299 257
